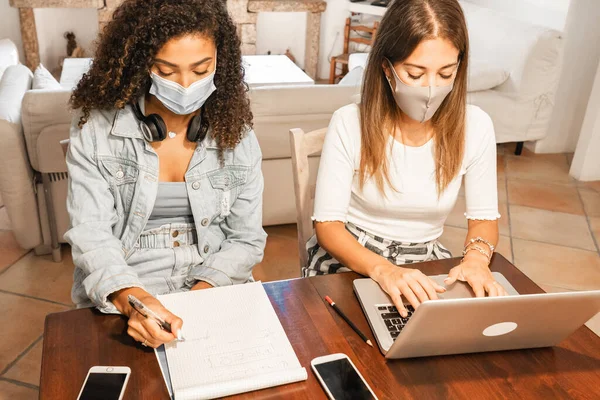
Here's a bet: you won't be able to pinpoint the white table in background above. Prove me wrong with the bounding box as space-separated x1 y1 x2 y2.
59 55 314 89
242 55 314 87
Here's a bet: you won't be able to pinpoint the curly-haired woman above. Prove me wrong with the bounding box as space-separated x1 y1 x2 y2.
66 0 266 348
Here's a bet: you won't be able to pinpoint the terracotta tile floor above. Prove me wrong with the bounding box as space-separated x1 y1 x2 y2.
1 143 599 397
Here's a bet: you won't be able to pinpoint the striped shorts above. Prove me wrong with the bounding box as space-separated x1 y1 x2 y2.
303 222 453 277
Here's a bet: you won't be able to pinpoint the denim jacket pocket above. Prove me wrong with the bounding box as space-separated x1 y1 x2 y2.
207 165 250 219
207 166 249 190
100 158 140 185
99 158 140 216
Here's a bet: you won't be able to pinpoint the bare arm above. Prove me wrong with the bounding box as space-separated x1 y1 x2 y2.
466 219 498 245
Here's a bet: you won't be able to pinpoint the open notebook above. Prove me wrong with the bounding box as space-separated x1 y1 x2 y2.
154 282 307 400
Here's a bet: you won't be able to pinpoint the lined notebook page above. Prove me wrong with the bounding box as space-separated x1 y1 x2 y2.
158 282 307 400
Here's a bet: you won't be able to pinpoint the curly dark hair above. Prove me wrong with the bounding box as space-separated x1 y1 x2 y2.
70 0 252 151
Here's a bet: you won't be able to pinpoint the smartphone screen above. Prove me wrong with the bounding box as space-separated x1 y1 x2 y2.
79 372 127 400
314 358 375 400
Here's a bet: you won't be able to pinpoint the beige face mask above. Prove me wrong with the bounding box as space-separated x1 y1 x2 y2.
385 59 454 123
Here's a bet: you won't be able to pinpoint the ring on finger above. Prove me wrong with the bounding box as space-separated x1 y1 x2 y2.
142 339 148 347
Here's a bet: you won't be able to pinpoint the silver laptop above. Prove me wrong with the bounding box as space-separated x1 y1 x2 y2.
353 272 600 359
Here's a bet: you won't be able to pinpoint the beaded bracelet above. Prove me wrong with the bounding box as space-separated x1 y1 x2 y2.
462 244 491 264
467 237 495 253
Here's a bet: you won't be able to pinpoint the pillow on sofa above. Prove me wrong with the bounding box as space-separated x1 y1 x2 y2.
32 64 62 90
339 66 364 86
0 39 20 82
348 53 369 72
468 59 510 92
0 64 33 124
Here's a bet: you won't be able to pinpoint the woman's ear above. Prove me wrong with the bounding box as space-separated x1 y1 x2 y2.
381 63 391 82
382 58 396 82
382 59 394 90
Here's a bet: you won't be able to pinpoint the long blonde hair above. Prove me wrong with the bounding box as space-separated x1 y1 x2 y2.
359 0 469 194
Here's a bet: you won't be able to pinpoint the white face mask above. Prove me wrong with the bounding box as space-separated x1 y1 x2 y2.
385 59 454 123
149 68 216 115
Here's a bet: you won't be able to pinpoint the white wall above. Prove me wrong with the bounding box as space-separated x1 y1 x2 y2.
463 0 570 31
34 8 98 71
533 0 600 153
257 0 353 79
0 3 98 70
0 0 25 64
256 12 307 69
570 58 600 181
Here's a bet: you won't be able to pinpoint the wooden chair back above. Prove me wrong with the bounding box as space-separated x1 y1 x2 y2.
343 17 380 54
289 127 327 270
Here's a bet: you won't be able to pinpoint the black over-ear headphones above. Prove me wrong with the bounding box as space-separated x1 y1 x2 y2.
132 102 208 143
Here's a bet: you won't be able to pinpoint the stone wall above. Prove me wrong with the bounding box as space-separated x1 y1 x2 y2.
228 0 258 55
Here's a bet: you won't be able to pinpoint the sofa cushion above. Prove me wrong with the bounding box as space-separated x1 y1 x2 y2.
21 89 72 172
0 39 20 82
348 53 369 72
0 64 33 124
468 59 510 92
338 66 364 86
33 64 62 90
249 84 360 160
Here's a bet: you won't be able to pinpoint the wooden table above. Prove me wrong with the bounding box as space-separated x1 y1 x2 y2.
40 254 600 399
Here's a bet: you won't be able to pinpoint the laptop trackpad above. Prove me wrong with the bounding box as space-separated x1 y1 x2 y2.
432 271 520 300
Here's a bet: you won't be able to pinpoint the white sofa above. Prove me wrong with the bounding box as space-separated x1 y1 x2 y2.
340 1 564 150
462 2 563 147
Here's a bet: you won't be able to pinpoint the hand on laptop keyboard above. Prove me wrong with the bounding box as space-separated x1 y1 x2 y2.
377 304 415 340
371 264 446 317
444 260 509 297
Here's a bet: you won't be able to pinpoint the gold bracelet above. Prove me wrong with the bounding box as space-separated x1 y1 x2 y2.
467 237 495 253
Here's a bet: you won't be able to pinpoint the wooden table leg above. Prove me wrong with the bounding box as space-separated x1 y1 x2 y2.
304 11 321 80
18 7 40 70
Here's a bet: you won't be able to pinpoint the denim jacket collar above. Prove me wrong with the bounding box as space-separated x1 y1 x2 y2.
110 104 219 148
110 106 143 139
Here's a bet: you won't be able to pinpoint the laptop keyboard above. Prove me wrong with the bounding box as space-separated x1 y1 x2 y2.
376 304 415 340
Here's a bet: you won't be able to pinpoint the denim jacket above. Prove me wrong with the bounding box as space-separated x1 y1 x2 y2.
65 104 267 313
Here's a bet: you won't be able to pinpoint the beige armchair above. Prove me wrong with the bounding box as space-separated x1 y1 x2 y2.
0 66 72 262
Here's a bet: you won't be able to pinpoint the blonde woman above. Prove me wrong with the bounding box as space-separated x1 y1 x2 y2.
306 0 507 317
